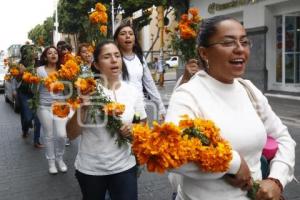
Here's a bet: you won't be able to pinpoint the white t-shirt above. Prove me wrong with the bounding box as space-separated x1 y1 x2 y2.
75 81 147 175
123 56 144 99
166 70 295 200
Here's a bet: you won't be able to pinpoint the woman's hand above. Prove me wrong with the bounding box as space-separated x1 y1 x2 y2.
120 124 132 138
255 179 282 200
224 156 252 191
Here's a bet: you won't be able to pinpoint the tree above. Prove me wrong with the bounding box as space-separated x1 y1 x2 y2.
28 17 54 46
57 0 189 43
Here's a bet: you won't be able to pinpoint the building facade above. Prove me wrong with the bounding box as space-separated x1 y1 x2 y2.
190 0 300 93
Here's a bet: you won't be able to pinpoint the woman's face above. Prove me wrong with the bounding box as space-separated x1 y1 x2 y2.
199 20 250 83
116 26 135 52
79 46 89 62
46 48 58 64
95 43 122 80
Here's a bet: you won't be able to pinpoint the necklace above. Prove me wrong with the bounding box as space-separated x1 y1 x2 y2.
123 54 135 61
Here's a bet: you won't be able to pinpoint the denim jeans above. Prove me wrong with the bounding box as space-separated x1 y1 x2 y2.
75 166 138 200
18 91 41 143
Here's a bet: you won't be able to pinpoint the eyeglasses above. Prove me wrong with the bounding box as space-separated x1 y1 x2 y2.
206 38 252 48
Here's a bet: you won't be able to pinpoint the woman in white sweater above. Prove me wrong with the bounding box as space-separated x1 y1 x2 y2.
166 16 295 200
113 23 166 121
66 41 147 200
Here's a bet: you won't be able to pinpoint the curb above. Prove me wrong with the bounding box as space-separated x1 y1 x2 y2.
265 93 300 101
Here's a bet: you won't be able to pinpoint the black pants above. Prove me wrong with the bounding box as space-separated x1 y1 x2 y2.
75 166 137 200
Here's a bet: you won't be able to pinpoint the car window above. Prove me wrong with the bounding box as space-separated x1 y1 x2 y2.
171 57 177 61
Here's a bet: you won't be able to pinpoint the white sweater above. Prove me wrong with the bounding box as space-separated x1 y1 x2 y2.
75 81 147 175
166 70 295 200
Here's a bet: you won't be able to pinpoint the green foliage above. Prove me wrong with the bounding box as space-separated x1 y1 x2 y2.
28 17 54 46
57 0 189 42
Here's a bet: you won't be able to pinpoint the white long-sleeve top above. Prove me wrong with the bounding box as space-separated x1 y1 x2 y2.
166 70 296 200
123 55 166 115
75 81 147 175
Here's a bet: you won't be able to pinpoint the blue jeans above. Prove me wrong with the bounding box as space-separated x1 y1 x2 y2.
75 166 138 200
18 91 41 143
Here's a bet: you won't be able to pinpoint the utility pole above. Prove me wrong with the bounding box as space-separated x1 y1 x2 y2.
156 6 164 71
53 0 60 45
111 0 115 36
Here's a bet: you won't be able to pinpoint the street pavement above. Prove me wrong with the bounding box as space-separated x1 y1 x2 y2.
0 74 299 200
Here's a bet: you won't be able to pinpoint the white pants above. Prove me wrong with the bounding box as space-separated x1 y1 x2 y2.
37 106 67 160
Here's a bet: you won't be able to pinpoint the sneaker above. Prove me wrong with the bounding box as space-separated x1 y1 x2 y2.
48 160 58 174
56 159 67 173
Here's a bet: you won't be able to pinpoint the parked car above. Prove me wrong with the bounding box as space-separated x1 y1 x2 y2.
165 56 179 68
0 67 7 91
4 77 20 113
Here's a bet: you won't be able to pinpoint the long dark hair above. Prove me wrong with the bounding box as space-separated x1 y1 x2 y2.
113 23 144 65
39 46 60 69
197 15 240 67
93 40 129 81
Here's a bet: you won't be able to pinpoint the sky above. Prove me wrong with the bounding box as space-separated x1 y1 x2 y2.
0 0 55 52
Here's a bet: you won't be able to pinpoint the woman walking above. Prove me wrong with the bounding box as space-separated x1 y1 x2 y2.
67 41 147 200
36 46 68 174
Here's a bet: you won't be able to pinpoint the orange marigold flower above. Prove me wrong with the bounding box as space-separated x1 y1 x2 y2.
192 15 201 23
4 74 12 81
74 77 96 95
99 25 107 36
49 81 65 93
29 76 40 84
10 68 20 77
179 23 197 40
67 98 82 110
59 60 80 80
188 8 199 17
103 102 125 117
98 12 108 24
89 11 100 24
52 102 70 118
95 3 106 12
181 14 189 22
22 72 32 83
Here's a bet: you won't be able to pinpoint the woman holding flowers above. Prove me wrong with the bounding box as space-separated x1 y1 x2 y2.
113 23 166 121
36 46 68 174
66 41 147 200
166 16 295 200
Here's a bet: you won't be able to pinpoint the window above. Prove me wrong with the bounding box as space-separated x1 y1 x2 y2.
276 14 300 84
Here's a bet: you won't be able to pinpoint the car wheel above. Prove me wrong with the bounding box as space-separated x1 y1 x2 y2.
13 98 20 113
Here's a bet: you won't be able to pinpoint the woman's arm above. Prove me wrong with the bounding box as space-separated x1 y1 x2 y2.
248 81 296 187
66 107 87 140
141 61 166 116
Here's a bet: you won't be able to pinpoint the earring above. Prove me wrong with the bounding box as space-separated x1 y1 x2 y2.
205 60 210 69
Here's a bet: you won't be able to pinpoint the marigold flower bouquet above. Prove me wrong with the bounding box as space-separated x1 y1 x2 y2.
132 115 232 173
171 8 201 62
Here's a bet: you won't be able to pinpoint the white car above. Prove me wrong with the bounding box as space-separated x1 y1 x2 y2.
0 67 7 91
165 56 178 68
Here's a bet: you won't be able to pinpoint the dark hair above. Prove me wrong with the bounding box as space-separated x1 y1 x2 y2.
39 46 60 69
197 15 240 67
93 40 129 81
60 44 72 52
19 44 39 67
56 41 67 49
113 23 144 65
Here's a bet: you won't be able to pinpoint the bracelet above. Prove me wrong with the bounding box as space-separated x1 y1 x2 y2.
266 177 283 193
